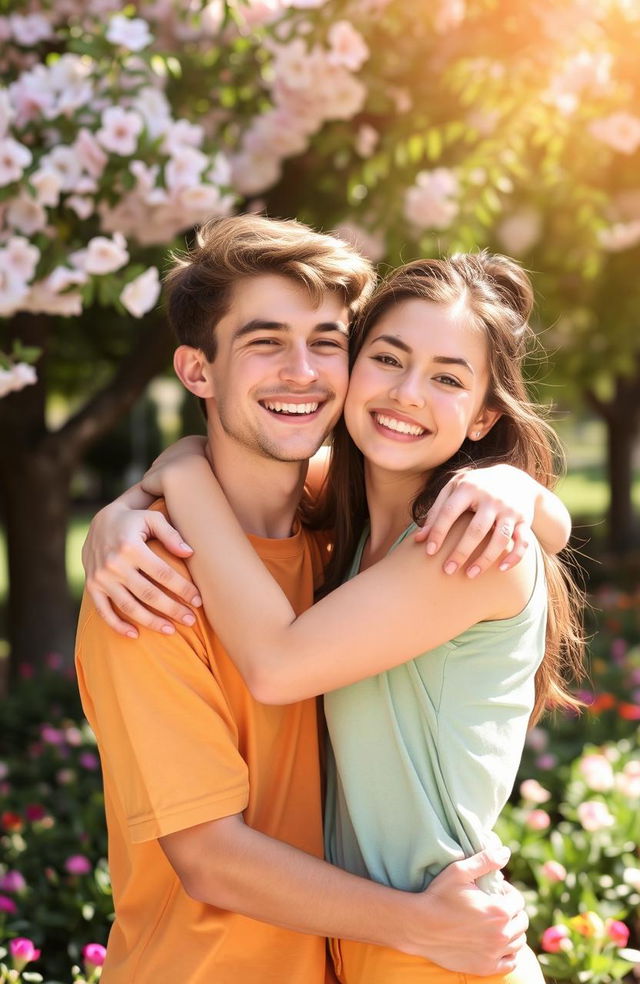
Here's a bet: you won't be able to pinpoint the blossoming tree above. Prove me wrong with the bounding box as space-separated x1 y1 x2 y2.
1 0 639 676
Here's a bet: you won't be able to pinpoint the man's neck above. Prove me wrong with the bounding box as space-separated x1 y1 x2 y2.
206 435 308 540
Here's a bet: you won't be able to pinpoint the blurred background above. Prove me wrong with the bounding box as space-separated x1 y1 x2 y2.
0 0 639 980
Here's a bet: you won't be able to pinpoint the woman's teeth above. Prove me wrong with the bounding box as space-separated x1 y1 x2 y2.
373 412 426 436
264 401 319 414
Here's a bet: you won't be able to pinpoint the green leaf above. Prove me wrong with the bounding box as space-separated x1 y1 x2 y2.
425 129 442 161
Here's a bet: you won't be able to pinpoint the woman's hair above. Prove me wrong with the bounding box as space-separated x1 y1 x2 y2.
313 251 584 724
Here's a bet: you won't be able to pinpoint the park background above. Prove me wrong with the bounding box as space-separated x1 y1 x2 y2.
0 0 639 980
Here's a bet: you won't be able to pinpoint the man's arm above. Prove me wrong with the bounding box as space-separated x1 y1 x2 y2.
161 813 527 976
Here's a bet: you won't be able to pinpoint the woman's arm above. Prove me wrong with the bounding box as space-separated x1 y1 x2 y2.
158 456 535 704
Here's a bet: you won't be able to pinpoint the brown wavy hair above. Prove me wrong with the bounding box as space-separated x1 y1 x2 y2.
312 252 584 724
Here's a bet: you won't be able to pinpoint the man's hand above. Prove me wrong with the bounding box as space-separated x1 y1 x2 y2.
82 504 202 638
410 847 529 976
415 465 538 577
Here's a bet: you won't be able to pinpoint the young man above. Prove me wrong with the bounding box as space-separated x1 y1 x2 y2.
78 215 564 982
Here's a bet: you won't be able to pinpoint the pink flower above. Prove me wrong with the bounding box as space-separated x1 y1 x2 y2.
84 234 129 276
606 919 630 947
404 168 459 231
65 854 92 875
579 753 615 791
120 267 161 318
327 20 369 71
0 137 32 187
616 760 640 798
83 942 107 970
519 779 551 804
24 803 45 822
540 860 567 882
525 809 551 831
79 751 100 771
577 800 615 832
590 112 640 155
96 106 143 157
541 925 570 953
106 14 153 51
9 937 41 972
0 894 18 913
0 870 26 893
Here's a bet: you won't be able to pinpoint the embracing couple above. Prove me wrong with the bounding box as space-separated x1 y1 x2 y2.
76 214 583 983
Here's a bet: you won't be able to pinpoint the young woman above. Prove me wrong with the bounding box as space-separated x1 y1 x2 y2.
88 252 583 982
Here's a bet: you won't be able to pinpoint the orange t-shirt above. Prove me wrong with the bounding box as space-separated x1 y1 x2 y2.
75 503 330 984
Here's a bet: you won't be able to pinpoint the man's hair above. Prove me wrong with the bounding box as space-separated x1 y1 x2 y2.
165 214 377 359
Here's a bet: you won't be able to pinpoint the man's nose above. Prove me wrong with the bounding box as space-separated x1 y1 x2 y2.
279 345 320 384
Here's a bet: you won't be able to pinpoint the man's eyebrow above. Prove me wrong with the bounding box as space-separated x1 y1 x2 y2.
369 334 474 373
232 319 348 341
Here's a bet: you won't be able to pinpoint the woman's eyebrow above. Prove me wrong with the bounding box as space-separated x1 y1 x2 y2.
368 334 474 374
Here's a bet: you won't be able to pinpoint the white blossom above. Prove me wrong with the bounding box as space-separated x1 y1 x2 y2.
7 195 47 235
9 13 52 47
0 137 32 187
40 146 83 192
0 236 40 282
106 15 153 52
327 21 369 71
84 233 129 274
120 266 161 318
0 88 14 139
590 112 640 155
30 167 63 207
0 362 37 397
96 106 144 156
496 208 542 256
598 219 640 252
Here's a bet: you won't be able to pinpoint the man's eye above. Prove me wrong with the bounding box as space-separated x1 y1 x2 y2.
251 338 279 346
314 338 345 349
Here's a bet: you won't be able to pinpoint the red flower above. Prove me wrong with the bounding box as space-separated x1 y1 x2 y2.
1 811 23 832
605 919 630 947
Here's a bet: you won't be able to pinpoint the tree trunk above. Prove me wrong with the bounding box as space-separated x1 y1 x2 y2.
0 311 173 693
587 364 640 555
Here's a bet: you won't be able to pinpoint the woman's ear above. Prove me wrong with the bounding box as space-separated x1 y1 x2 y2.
173 345 215 399
468 406 502 442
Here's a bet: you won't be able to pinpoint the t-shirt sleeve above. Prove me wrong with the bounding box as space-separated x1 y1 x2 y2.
75 597 249 844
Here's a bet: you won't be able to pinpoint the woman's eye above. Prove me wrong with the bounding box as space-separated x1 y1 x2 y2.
436 374 461 387
373 354 401 367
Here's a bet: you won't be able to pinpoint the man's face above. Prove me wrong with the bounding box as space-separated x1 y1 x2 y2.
204 274 350 462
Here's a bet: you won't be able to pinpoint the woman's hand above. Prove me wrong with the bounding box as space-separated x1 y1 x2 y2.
414 465 540 576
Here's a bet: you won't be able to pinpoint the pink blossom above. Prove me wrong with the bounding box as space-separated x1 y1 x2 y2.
616 760 640 798
24 803 45 822
541 925 571 953
271 39 316 90
9 13 52 47
599 220 640 252
317 68 366 121
165 147 208 191
9 937 41 972
41 725 65 745
0 87 15 138
519 779 551 804
0 894 17 913
96 106 143 157
579 753 615 791
525 809 551 831
536 754 558 771
107 14 153 51
6 194 47 235
30 167 62 207
0 870 26 893
590 112 640 155
84 234 129 275
0 362 37 396
74 129 108 179
83 942 107 971
496 209 542 257
231 150 282 196
65 854 92 875
540 860 566 882
525 727 548 752
434 0 466 33
1 236 40 282
606 919 630 947
334 221 386 262
161 119 204 156
355 124 379 158
79 751 100 770
327 21 369 71
405 168 459 231
120 267 161 318
0 137 32 186
577 800 615 831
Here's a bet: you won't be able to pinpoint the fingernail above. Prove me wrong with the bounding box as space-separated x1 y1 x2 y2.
192 595 202 607
467 565 480 579
182 613 196 626
161 624 175 635
499 563 509 572
126 630 138 639
444 561 457 575
426 541 437 555
180 542 193 552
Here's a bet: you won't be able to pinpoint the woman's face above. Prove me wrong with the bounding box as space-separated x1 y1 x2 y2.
344 297 498 481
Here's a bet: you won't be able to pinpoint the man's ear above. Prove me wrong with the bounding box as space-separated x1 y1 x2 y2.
467 405 502 442
173 345 215 399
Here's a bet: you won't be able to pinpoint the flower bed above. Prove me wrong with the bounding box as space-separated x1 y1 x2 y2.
1 586 639 982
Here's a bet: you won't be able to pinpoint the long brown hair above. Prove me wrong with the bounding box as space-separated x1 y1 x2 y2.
313 252 584 723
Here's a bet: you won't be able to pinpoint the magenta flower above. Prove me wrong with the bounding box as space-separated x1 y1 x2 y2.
25 803 46 822
9 937 41 971
41 724 65 745
541 925 571 953
83 942 107 970
65 854 92 875
0 894 18 914
79 751 100 770
0 870 26 893
606 919 630 947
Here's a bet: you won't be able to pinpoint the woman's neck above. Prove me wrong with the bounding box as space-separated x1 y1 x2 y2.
363 462 429 568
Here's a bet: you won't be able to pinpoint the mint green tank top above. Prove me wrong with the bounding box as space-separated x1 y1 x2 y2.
324 523 547 894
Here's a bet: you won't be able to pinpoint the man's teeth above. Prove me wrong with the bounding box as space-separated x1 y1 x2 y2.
374 413 426 436
264 401 320 414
